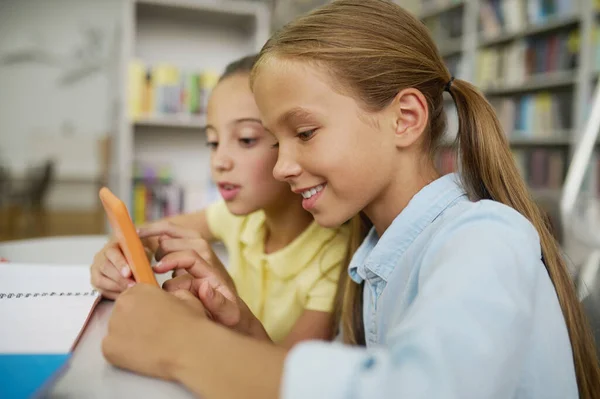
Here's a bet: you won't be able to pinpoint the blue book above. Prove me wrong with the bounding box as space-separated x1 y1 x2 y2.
0 263 100 398
0 354 71 398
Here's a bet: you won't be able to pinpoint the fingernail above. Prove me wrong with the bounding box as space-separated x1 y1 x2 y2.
153 262 161 270
127 282 136 288
121 266 130 277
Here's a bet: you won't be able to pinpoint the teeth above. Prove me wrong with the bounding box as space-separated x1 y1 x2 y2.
301 184 324 199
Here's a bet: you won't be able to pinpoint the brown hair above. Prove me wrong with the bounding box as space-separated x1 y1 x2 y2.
252 0 600 395
330 213 370 344
220 54 259 82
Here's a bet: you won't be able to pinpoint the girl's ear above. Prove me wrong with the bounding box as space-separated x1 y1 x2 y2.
390 88 429 149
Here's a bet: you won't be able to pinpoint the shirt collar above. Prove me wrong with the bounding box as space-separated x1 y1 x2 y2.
240 211 342 280
349 173 467 283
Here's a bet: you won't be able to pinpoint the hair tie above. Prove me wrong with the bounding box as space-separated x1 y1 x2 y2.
444 76 455 92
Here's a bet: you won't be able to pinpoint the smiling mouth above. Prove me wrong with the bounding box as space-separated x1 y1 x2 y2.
300 183 325 199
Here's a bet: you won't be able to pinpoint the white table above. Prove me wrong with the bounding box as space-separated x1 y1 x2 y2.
0 236 196 398
0 236 109 265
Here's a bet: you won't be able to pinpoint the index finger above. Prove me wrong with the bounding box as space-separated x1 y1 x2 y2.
153 250 211 277
137 221 198 240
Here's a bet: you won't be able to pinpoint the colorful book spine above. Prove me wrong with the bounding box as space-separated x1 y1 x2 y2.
127 61 220 120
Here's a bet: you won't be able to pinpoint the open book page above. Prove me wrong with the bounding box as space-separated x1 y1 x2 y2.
0 263 100 354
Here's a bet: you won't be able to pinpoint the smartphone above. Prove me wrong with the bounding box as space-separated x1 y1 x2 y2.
99 187 159 286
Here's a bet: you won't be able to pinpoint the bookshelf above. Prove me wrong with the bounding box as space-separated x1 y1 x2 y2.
416 0 595 202
420 0 465 20
111 0 270 224
478 13 580 47
134 115 207 129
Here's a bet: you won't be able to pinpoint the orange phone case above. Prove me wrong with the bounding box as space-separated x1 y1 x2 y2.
99 187 159 286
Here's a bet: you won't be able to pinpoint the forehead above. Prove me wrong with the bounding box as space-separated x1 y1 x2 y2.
209 73 258 115
252 59 344 124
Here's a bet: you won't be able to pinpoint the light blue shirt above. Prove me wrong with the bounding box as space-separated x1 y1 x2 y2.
281 173 577 399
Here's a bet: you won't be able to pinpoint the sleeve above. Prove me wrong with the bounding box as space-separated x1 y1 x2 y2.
281 207 542 399
205 200 237 244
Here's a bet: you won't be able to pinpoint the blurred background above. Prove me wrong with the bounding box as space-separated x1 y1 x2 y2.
0 0 592 258
2 0 600 359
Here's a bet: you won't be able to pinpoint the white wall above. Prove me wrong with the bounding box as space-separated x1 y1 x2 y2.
0 0 420 211
0 0 121 210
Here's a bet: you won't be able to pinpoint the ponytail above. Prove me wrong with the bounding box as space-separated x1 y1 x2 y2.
449 78 600 398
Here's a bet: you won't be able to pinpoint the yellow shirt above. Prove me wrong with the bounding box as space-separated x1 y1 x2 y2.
206 200 349 343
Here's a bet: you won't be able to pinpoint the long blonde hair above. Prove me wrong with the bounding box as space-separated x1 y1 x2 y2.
252 0 600 396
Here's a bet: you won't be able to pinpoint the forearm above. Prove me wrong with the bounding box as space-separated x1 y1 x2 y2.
281 310 335 349
174 318 287 399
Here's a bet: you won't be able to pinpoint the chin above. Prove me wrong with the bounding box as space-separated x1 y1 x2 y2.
311 211 348 229
223 200 257 217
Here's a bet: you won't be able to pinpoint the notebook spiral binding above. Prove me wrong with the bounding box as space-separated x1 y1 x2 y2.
0 290 98 299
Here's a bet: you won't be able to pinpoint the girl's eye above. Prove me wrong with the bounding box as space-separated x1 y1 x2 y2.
297 129 316 141
239 138 258 147
207 141 218 150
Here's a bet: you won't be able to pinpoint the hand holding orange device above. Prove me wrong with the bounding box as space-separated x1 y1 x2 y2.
99 187 159 287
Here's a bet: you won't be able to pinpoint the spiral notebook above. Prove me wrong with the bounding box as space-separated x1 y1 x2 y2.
0 262 100 398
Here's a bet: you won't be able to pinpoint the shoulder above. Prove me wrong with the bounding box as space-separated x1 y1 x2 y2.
437 199 540 246
421 199 543 280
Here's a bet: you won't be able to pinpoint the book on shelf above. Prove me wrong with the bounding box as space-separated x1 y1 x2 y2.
423 5 463 41
592 27 600 72
128 60 219 122
479 0 578 40
490 91 572 140
512 148 566 190
476 29 579 90
131 162 184 225
434 147 566 192
445 54 464 79
130 162 219 225
421 0 463 12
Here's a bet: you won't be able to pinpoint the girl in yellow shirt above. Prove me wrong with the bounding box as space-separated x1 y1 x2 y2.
90 55 350 347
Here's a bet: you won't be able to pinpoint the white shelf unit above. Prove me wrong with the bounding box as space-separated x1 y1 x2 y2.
111 0 270 212
420 0 465 20
134 115 207 129
417 0 594 200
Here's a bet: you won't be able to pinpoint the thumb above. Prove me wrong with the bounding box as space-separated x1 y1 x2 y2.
198 280 241 328
172 289 207 314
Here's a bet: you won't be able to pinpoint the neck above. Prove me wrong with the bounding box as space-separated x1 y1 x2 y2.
263 194 314 254
365 154 439 236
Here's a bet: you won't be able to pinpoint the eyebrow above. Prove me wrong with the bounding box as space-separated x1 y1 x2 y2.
203 118 263 134
277 107 318 127
232 118 263 126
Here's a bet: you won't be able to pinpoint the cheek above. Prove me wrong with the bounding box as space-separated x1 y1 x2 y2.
246 151 279 185
326 132 383 190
